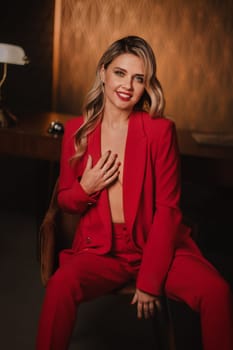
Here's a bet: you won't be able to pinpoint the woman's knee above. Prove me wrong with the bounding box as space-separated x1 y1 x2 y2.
212 276 232 299
202 273 232 303
46 266 82 301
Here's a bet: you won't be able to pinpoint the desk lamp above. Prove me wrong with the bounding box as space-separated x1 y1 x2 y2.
0 43 29 128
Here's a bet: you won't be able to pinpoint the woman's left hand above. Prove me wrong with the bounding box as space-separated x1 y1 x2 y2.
131 288 161 319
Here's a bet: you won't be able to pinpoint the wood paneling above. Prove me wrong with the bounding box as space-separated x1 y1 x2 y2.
53 0 233 133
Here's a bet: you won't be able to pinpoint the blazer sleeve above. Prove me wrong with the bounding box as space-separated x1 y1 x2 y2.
136 121 184 296
57 118 98 214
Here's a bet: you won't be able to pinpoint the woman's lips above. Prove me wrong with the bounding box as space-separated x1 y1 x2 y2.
116 91 132 101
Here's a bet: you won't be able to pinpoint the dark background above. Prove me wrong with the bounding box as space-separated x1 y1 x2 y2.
0 0 54 114
0 0 55 215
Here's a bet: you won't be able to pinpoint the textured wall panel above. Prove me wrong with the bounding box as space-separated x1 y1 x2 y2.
54 0 233 132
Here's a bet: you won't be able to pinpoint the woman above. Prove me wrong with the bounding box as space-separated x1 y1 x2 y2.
36 35 233 350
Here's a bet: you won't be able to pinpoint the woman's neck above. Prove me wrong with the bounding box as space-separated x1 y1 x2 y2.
102 108 131 129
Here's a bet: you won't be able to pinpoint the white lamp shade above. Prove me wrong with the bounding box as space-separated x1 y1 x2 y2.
0 43 28 65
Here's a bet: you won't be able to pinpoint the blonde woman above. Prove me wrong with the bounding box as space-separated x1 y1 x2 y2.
37 36 233 350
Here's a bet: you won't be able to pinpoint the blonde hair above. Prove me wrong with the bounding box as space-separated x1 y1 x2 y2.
72 35 165 162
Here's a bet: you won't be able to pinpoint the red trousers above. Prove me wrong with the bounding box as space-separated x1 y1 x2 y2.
36 224 233 350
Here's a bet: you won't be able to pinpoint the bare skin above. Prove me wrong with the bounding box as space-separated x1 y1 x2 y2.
80 53 161 319
101 120 128 223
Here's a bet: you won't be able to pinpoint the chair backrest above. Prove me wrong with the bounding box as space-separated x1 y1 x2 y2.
38 178 80 286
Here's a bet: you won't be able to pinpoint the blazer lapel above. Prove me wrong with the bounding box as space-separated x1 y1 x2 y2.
87 122 101 165
87 113 147 234
87 122 112 233
123 112 147 232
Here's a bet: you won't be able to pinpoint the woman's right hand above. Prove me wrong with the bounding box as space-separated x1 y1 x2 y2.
80 151 120 195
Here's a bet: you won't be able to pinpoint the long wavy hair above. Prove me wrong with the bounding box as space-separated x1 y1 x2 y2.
72 35 165 162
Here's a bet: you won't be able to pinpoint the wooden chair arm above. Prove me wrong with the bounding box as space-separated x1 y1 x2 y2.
38 178 79 287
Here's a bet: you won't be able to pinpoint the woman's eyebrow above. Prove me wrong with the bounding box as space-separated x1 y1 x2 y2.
113 66 144 76
113 66 126 71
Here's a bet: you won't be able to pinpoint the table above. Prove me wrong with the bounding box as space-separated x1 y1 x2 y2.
177 130 233 187
0 112 75 219
0 112 75 161
0 112 232 187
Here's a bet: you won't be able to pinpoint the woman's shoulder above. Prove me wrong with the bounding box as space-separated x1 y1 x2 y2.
140 111 176 136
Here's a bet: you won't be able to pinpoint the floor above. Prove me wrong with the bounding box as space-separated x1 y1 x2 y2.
0 208 232 350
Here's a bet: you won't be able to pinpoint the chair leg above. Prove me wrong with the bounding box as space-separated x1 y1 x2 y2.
152 296 176 350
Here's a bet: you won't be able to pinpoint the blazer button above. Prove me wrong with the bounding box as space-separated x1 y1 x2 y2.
86 236 92 244
87 202 93 206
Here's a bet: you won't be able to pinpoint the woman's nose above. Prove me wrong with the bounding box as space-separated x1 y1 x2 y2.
122 77 133 89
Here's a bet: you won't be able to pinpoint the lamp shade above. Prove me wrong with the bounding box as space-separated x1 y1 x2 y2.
0 43 28 65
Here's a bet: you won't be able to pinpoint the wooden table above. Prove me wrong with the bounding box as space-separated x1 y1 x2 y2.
177 130 233 187
177 129 233 161
0 112 233 187
0 112 75 161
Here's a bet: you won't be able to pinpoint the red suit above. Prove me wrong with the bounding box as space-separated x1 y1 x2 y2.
36 111 233 350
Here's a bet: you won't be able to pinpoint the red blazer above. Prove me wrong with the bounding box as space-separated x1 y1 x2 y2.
58 111 202 296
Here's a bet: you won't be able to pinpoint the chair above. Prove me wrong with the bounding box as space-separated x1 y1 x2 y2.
38 178 178 350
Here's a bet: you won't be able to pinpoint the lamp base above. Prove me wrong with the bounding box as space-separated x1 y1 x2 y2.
0 106 18 128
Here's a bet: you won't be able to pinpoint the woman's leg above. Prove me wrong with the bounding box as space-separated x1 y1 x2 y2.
165 253 233 350
36 252 131 350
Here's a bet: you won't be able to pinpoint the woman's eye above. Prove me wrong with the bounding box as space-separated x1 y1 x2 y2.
135 75 144 83
114 70 124 77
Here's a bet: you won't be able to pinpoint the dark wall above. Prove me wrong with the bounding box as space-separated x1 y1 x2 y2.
0 0 55 114
0 1 56 216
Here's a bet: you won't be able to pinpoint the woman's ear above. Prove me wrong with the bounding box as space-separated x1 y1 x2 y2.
100 65 105 83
